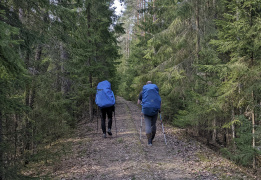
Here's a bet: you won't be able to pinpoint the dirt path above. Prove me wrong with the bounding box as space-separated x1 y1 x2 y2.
52 96 257 180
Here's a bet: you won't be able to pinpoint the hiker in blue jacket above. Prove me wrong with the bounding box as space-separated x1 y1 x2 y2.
95 80 115 138
137 81 161 146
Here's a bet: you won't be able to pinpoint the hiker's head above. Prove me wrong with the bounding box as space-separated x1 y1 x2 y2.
146 81 152 84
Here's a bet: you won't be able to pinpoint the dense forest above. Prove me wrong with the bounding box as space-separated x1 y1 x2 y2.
0 0 261 179
117 0 261 172
0 0 123 179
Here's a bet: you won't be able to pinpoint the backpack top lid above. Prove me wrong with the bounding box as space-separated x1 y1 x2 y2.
97 80 111 90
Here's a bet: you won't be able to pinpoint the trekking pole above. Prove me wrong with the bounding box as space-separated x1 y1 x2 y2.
159 113 167 145
140 113 143 140
114 111 117 137
97 106 99 133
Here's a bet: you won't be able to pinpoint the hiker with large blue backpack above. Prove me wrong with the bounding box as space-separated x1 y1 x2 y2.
95 80 115 138
137 81 161 146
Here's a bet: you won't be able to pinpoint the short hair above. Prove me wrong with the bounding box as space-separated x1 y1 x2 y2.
146 81 152 84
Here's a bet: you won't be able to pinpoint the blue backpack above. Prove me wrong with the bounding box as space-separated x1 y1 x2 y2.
95 80 115 108
142 84 161 116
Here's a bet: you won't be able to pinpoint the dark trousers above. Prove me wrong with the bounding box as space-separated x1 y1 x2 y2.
144 113 158 134
100 106 113 134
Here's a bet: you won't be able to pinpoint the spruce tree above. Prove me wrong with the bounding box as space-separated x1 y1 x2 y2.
211 0 261 167
0 3 26 178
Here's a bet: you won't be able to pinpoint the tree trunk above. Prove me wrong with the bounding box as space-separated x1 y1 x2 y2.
231 107 235 139
125 30 127 56
252 91 256 169
212 116 217 143
24 44 42 164
136 0 140 31
143 0 146 36
231 106 236 149
0 110 3 180
249 3 255 168
226 128 229 147
89 75 93 121
127 29 130 57
24 50 31 165
195 0 200 60
32 45 42 154
252 110 256 168
14 114 18 158
87 2 93 121
153 0 156 22
60 43 65 94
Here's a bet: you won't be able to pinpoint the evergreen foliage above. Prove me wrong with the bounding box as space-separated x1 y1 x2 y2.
118 0 261 168
2 0 261 175
0 0 122 178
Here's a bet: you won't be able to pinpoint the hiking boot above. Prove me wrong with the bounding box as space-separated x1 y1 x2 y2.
152 131 156 141
107 129 112 136
146 133 152 146
103 133 107 138
148 139 152 146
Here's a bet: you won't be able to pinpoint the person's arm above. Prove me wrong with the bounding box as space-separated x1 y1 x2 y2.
137 99 141 105
159 100 162 113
